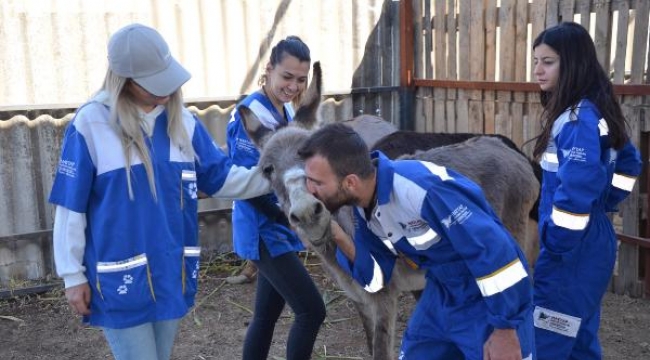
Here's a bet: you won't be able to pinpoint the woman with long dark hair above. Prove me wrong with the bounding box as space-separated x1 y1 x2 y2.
531 22 642 359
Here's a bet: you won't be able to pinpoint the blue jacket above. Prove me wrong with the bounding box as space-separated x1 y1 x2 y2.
49 101 269 329
337 151 533 329
227 92 304 259
538 99 642 251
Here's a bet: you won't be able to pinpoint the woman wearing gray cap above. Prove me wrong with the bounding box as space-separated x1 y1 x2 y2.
48 23 271 360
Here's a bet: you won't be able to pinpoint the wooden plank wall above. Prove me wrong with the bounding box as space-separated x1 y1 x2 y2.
411 0 650 297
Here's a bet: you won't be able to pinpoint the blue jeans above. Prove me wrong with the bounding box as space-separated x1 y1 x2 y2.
103 319 180 360
243 241 326 360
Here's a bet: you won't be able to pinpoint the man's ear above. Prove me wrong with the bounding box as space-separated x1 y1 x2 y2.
342 174 361 192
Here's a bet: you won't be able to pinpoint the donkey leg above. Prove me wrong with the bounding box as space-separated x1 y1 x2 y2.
370 291 398 360
352 299 377 356
526 218 540 269
509 197 539 270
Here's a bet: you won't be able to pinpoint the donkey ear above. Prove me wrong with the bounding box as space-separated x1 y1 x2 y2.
293 61 322 130
239 105 273 149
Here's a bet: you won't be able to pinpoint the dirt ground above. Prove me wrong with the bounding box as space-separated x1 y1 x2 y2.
1 252 650 360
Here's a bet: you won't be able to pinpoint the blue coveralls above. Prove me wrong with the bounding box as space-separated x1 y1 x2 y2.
49 102 261 328
534 99 642 359
337 151 535 360
226 91 303 259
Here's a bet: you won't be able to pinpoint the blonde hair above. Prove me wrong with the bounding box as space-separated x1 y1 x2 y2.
94 70 195 200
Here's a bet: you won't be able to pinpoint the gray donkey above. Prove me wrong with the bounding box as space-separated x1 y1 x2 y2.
238 62 539 359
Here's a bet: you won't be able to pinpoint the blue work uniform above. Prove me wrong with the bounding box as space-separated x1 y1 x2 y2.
337 151 535 360
49 101 268 329
227 92 303 259
534 99 642 359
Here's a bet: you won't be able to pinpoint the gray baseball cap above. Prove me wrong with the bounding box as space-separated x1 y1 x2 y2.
108 23 191 96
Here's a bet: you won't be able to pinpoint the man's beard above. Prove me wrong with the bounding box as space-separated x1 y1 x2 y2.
321 183 358 213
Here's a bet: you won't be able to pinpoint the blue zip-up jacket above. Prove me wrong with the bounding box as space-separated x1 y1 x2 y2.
49 100 269 329
227 92 304 259
336 151 533 329
538 99 642 252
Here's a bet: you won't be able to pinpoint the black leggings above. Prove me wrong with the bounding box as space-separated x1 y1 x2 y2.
243 241 326 360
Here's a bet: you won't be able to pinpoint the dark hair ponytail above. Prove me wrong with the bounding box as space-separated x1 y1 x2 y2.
260 36 311 108
269 36 311 65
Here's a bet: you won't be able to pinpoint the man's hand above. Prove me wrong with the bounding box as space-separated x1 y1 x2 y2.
65 283 91 316
483 328 522 360
330 220 355 260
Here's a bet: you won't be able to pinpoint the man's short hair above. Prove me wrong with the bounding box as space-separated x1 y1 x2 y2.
298 123 374 179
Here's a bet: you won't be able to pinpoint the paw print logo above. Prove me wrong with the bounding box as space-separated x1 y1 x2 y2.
191 261 200 279
117 284 128 295
441 215 453 229
117 274 133 295
188 182 198 199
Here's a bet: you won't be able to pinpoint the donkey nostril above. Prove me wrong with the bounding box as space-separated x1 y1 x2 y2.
314 202 324 216
290 213 300 224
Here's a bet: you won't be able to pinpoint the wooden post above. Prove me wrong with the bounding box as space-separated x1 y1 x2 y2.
399 0 416 131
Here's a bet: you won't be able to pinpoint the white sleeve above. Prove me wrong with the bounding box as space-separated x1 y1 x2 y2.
53 206 88 288
211 165 272 199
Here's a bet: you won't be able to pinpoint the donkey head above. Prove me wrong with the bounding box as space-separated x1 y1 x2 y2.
239 62 332 246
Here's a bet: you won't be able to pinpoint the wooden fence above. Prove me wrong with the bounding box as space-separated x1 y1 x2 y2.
401 0 650 297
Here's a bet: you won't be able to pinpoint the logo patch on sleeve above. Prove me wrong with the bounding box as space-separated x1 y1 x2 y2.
58 160 77 178
441 204 472 229
563 147 587 162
